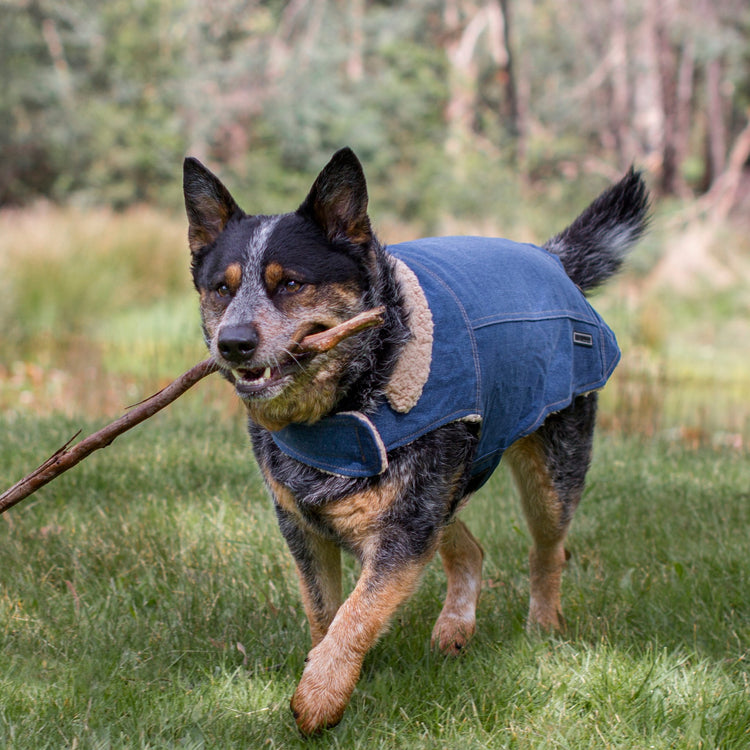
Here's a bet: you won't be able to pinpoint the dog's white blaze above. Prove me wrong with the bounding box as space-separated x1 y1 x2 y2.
248 215 282 255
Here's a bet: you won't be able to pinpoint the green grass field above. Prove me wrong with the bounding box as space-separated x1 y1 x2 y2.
1 206 748 748
1 402 748 749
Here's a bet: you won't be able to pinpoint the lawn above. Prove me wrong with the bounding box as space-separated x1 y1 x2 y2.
1 399 747 749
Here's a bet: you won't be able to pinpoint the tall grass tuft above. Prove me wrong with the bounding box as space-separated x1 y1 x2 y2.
0 206 208 414
0 205 192 359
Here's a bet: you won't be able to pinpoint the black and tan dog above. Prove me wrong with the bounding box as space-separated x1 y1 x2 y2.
183 149 649 734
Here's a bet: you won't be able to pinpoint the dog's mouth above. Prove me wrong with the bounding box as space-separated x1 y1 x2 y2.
231 354 313 398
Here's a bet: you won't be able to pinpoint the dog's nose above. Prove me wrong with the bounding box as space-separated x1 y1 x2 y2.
217 323 259 363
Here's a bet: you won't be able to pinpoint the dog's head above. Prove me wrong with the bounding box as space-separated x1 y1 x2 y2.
183 148 380 431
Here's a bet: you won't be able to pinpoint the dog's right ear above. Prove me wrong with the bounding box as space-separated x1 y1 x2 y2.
183 157 242 254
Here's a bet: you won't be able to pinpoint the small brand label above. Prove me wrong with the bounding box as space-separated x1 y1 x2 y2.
573 331 593 347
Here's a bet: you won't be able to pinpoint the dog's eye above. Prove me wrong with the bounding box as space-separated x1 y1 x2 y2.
280 279 303 294
216 283 231 298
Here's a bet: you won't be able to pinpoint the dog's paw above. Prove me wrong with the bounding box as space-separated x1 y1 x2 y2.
290 642 361 735
526 601 566 632
290 692 344 736
431 613 476 656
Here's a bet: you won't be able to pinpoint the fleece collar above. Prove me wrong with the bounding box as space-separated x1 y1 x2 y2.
384 257 434 414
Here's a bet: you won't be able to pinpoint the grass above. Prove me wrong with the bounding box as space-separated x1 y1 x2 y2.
0 406 748 749
0 206 190 351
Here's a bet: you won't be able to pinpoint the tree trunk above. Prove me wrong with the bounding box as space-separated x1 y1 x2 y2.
344 0 364 83
497 0 522 151
443 0 481 158
654 0 682 194
703 57 727 190
609 0 632 165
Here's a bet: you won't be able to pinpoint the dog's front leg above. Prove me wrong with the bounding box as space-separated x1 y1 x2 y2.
274 505 342 646
291 555 427 735
295 534 342 647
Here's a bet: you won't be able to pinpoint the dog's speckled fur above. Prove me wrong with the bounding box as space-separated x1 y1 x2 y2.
183 148 649 735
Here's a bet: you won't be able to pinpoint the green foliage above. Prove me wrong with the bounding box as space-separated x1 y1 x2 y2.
3 0 748 219
0 417 748 748
0 0 189 207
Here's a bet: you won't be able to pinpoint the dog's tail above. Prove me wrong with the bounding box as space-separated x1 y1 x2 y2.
543 168 650 292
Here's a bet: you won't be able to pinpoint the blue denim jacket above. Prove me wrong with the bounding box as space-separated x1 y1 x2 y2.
271 237 620 486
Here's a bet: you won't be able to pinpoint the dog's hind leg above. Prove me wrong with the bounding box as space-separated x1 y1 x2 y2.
504 394 597 630
431 518 484 655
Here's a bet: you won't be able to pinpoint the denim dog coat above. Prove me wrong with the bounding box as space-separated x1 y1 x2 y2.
271 237 620 486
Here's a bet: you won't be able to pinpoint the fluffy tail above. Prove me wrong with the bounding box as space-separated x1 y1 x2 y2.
543 167 650 292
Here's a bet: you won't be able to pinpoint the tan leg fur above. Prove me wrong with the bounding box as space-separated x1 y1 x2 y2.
295 536 342 647
504 434 569 630
431 519 484 654
291 559 427 735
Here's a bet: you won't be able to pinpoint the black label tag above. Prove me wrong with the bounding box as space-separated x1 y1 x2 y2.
573 331 593 347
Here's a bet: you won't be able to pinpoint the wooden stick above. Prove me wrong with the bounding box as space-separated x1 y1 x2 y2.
296 306 386 353
0 358 219 515
0 307 386 514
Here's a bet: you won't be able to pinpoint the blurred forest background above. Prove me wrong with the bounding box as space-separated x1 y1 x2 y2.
1 0 749 446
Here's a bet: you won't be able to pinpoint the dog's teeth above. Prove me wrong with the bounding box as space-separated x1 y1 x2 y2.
263 367 271 379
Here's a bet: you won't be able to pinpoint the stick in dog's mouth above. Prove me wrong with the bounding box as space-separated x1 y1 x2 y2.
295 306 386 354
0 308 387 515
228 306 387 398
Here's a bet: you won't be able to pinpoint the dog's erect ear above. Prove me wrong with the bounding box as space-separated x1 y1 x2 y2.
298 147 372 245
183 157 242 254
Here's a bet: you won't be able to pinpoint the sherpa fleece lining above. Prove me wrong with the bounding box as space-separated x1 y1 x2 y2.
385 257 434 413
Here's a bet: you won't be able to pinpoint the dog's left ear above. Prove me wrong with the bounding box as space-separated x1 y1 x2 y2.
298 147 373 246
183 157 243 255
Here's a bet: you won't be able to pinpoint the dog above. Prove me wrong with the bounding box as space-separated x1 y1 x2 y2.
182 148 649 735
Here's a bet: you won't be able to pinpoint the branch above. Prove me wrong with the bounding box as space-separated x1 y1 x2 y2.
0 358 219 515
295 306 385 354
700 112 750 223
0 307 386 514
